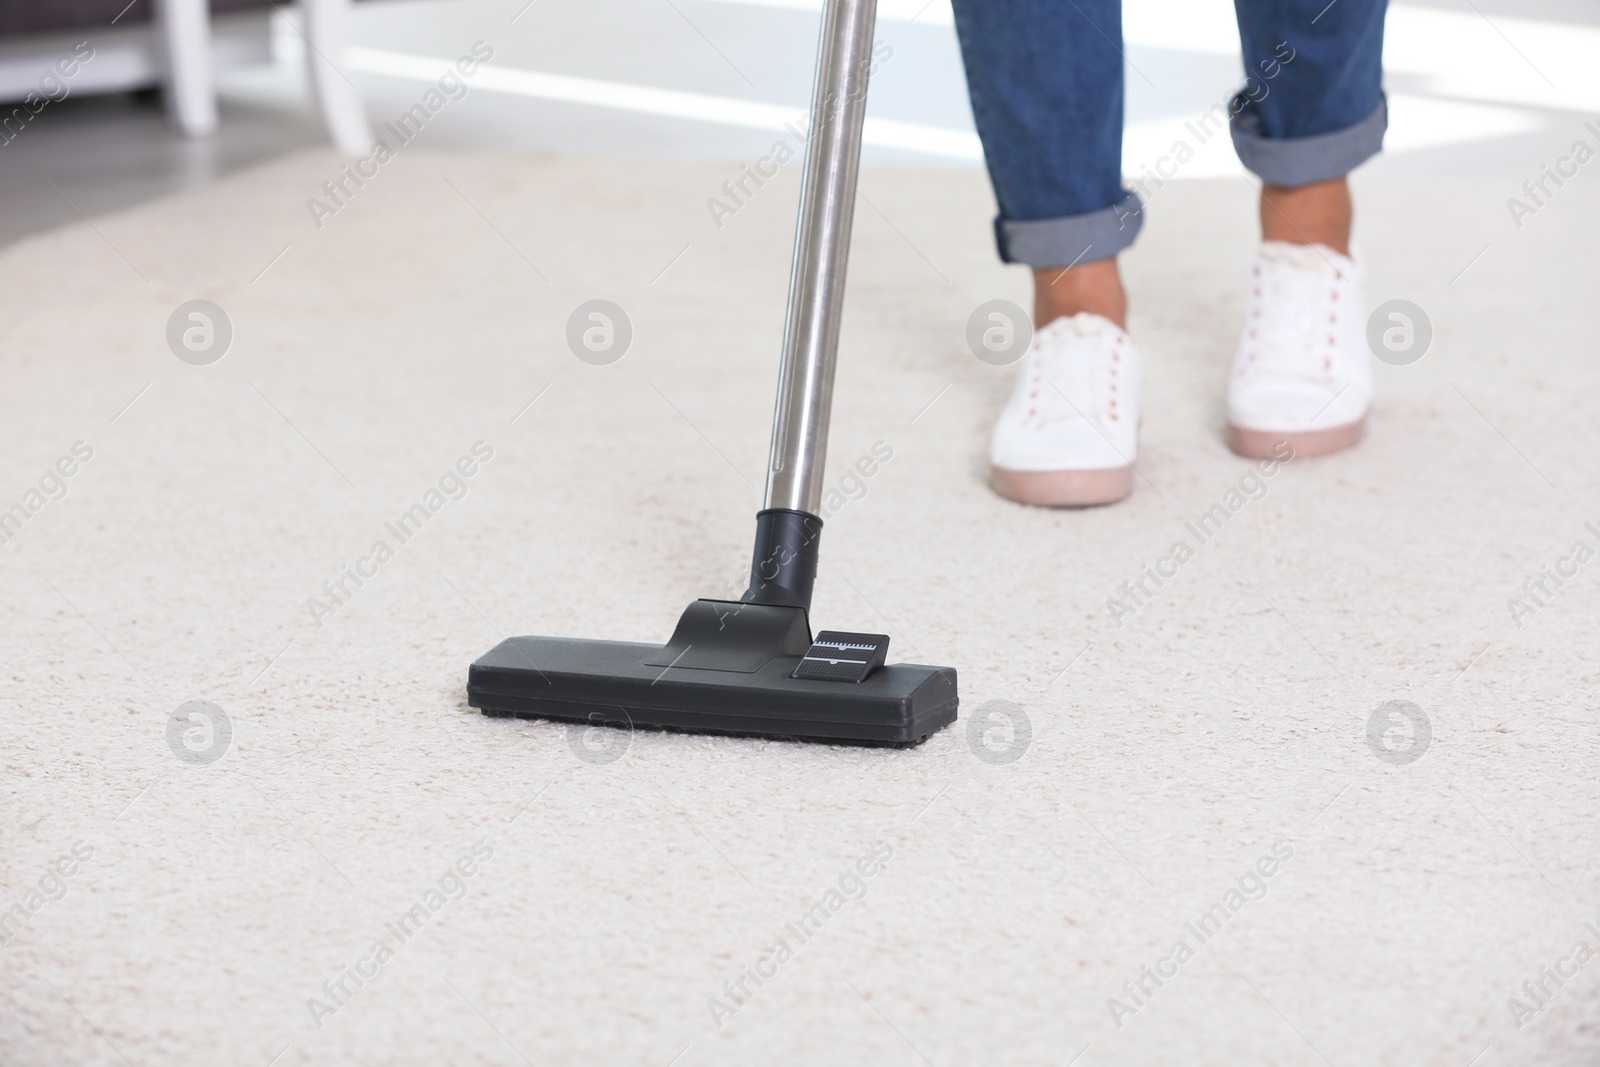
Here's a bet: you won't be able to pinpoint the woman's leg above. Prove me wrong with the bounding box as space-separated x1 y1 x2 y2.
950 0 1137 327
1230 0 1388 251
952 0 1145 506
1226 0 1389 459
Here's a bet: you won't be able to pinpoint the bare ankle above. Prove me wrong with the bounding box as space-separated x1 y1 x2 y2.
1032 258 1128 331
1260 177 1352 256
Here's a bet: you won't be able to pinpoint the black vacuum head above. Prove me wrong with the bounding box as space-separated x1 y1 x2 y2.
467 600 958 746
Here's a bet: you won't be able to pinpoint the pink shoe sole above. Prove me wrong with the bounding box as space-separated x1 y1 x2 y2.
990 465 1133 507
1227 416 1366 460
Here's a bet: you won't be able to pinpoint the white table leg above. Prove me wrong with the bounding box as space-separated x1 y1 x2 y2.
157 0 217 137
302 0 373 154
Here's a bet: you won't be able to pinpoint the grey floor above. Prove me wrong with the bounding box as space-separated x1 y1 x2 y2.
1 0 1596 248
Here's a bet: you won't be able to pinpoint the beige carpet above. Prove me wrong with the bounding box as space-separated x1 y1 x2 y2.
2 144 1598 1067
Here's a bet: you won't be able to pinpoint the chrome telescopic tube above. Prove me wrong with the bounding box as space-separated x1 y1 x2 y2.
762 0 879 516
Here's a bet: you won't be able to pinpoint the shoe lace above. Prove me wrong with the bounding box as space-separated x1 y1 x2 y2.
1023 318 1125 430
1238 249 1346 387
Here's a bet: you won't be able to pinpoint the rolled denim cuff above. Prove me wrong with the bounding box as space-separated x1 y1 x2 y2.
994 190 1144 268
1230 95 1387 188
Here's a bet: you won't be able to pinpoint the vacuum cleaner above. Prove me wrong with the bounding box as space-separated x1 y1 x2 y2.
466 0 958 746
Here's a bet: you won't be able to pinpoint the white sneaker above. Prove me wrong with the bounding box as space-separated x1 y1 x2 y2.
989 312 1141 506
1227 240 1373 459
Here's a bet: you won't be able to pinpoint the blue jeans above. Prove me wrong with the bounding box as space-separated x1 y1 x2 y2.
950 0 1388 267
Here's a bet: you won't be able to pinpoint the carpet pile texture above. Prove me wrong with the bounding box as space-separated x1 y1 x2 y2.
1 147 1597 1065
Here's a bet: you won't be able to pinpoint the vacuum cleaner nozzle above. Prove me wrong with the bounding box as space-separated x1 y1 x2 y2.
468 513 958 746
467 600 957 746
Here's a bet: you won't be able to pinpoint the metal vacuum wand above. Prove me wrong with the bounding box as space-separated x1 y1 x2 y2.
765 0 878 515
743 0 878 613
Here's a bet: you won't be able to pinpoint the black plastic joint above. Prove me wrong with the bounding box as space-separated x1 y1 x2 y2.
743 508 823 611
